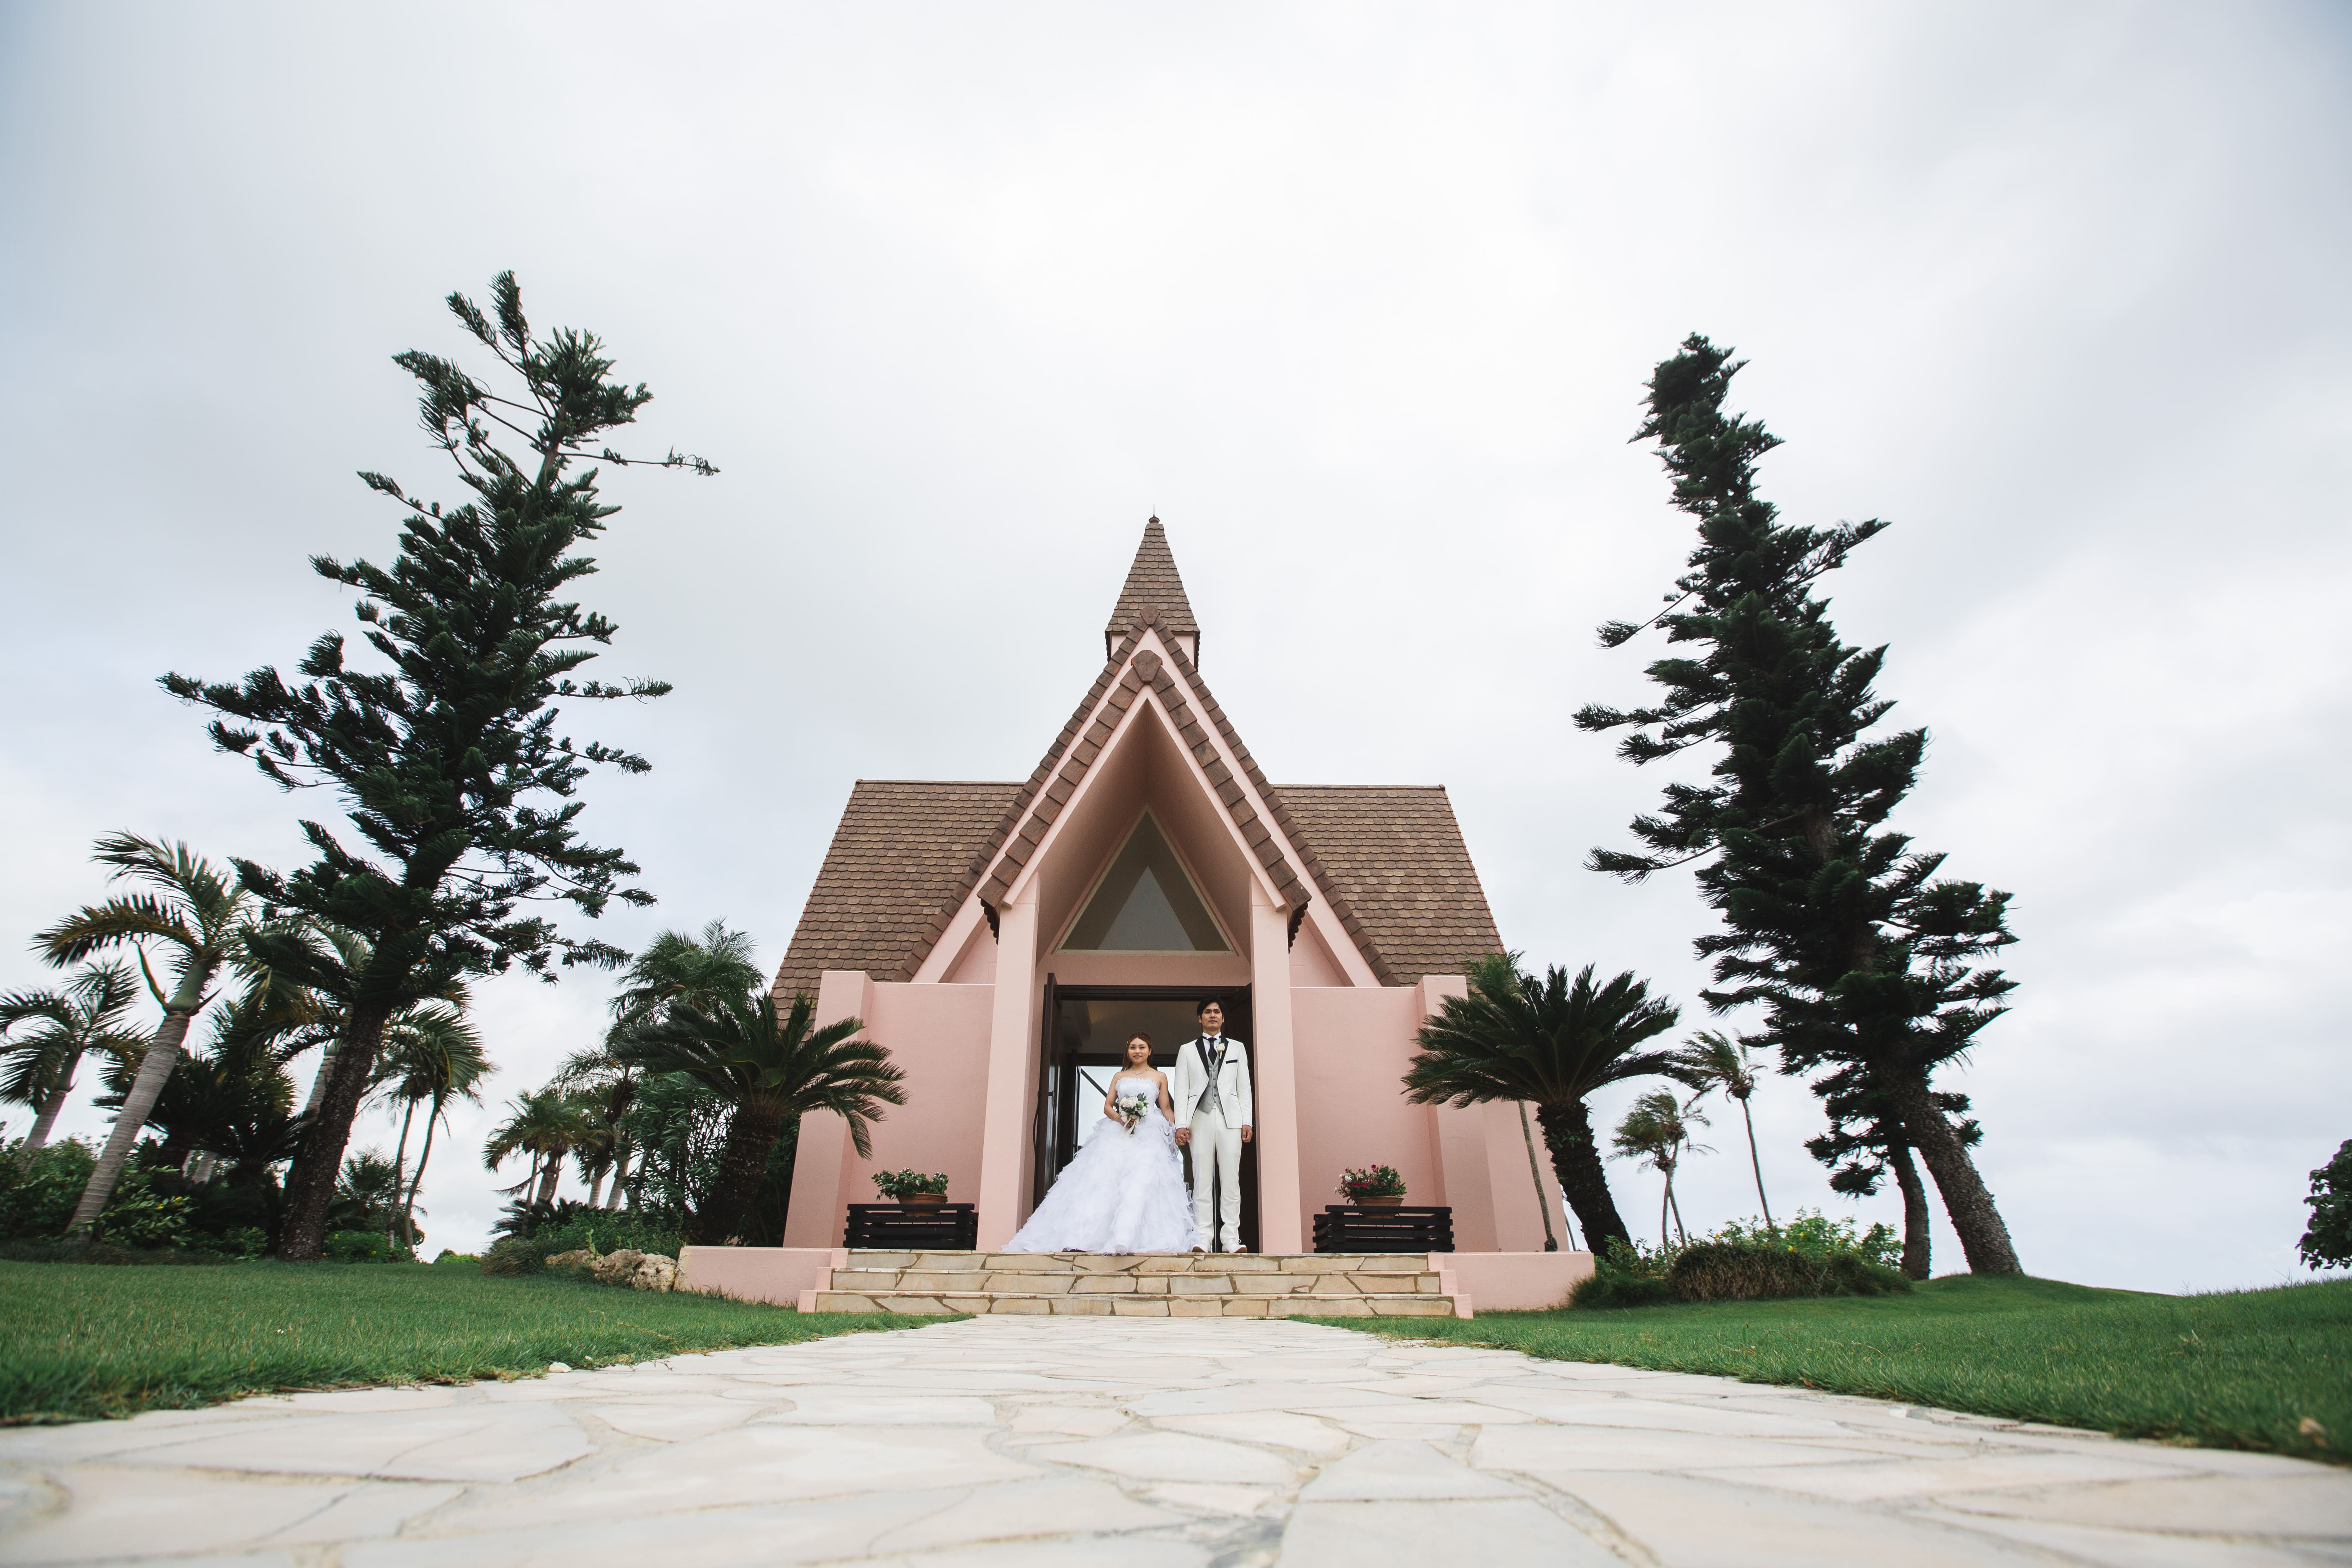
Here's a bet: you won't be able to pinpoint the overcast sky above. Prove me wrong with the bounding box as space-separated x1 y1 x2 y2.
3 3 2345 1290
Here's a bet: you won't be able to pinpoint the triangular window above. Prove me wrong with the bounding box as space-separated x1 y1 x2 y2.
1060 812 1230 952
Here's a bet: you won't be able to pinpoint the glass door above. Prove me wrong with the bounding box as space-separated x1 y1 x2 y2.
1040 986 1257 1252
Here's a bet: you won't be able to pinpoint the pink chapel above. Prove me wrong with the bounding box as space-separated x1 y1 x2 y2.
686 521 1590 1313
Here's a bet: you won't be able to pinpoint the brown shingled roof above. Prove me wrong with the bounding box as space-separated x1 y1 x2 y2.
770 780 1024 1000
1273 786 1504 984
1103 518 1199 661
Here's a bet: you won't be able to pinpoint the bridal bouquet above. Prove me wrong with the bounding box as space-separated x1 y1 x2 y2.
1114 1088 1152 1134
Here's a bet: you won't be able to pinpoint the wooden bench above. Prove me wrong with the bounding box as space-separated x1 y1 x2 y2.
1312 1204 1454 1254
844 1203 979 1250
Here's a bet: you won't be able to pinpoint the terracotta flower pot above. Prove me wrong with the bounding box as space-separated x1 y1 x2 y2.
897 1193 948 1208
1353 1194 1404 1207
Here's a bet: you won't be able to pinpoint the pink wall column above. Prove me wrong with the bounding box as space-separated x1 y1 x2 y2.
779 969 873 1248
973 895 1040 1249
1419 974 1506 1251
1248 892 1305 1253
1481 1099 1572 1253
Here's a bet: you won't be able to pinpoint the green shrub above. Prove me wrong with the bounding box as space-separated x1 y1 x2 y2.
1570 1269 1676 1309
2301 1139 2352 1270
93 1164 190 1249
0 1237 234 1265
1666 1241 1912 1303
431 1249 481 1267
1706 1210 1902 1271
480 1212 683 1276
323 1230 412 1263
0 1140 96 1239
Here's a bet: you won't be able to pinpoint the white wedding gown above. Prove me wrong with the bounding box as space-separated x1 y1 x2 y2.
1004 1072 1197 1254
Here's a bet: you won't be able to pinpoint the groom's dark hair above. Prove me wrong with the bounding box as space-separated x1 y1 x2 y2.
1195 997 1223 1018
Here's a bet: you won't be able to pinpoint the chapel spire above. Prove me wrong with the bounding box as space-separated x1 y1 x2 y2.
1103 516 1202 664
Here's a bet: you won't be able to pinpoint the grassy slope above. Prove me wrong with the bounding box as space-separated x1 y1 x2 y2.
1325 1276 2351 1465
0 1261 902 1424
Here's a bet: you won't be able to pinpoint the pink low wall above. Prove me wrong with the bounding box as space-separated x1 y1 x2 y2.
1443 1250 1594 1312
679 1245 842 1307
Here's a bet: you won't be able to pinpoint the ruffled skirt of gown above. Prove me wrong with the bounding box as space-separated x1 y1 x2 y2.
1003 1102 1196 1254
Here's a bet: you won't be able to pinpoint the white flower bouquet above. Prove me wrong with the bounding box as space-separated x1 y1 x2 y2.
1114 1088 1152 1134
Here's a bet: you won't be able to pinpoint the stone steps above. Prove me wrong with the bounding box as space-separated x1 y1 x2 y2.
799 1249 1468 1318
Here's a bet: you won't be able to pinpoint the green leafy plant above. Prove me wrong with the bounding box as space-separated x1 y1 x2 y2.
2302 1139 2352 1270
92 1163 190 1249
871 1169 948 1199
1339 1165 1406 1200
323 1229 412 1263
0 1138 96 1239
1668 1242 1909 1303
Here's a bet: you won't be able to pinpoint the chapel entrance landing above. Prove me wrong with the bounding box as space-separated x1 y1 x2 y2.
1034 983 1259 1254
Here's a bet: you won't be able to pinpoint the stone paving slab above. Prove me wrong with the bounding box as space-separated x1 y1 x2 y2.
2 1315 2347 1565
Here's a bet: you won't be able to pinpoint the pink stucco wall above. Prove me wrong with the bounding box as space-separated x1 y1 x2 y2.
781 979 993 1248
1444 1250 1594 1312
1291 985 1444 1230
679 1245 839 1306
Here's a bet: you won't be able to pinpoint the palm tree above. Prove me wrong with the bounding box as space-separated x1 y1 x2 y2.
614 989 904 1245
369 1004 486 1243
563 922 765 1210
1612 1089 1710 1247
484 1085 595 1207
0 962 145 1164
36 833 259 1234
1674 1031 1773 1230
1403 952 1688 1258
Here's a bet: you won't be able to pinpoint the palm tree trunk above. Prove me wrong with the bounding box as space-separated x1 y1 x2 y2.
1516 1102 1559 1252
19 1053 81 1165
1533 1099 1633 1258
1738 1094 1773 1230
1887 1068 2020 1274
1667 1173 1686 1245
1658 1169 1672 1249
604 1142 630 1209
1890 1140 1931 1280
586 1169 606 1208
535 1152 560 1207
302 1038 340 1116
692 1101 787 1245
385 1099 416 1244
401 1100 439 1246
66 966 210 1236
277 1000 395 1261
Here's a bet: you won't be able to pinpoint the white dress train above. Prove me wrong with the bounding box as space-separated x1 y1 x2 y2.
1004 1072 1197 1254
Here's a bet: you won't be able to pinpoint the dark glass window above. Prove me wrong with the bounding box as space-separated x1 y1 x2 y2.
1059 812 1229 952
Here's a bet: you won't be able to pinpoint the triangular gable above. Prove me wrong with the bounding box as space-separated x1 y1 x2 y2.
1059 809 1233 953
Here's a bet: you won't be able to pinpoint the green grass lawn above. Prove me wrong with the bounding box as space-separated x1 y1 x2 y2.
0 1260 905 1425
1322 1275 2351 1465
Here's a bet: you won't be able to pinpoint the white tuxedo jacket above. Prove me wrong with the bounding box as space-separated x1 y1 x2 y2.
1170 1035 1253 1129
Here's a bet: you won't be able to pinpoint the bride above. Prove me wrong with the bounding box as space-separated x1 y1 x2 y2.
1004 1032 1197 1254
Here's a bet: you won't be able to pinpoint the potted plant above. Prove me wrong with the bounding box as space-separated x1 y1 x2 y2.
1340 1165 1407 1207
873 1169 950 1207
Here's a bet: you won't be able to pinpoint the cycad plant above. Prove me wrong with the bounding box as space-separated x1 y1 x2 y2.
1403 952 1689 1258
1673 1031 1772 1230
615 990 904 1244
1612 1089 1711 1248
35 833 259 1234
0 962 145 1164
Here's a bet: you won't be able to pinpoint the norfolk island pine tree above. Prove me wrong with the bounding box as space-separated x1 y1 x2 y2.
1578 334 2023 1274
162 273 715 1259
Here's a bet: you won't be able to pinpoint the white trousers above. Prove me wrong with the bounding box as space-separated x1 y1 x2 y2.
1187 1111 1244 1251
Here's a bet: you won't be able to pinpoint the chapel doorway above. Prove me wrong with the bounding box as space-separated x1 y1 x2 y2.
1034 983 1259 1254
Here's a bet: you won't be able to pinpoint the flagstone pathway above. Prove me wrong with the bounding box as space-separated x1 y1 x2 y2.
2 1316 2347 1566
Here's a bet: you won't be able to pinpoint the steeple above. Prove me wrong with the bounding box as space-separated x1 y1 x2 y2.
1104 516 1201 664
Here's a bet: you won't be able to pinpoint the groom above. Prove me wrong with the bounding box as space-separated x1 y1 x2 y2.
1171 998 1253 1253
